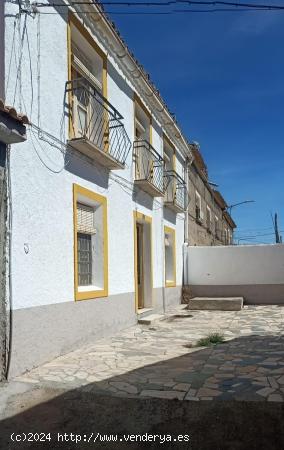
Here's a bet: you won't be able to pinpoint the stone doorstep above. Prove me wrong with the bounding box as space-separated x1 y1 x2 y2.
187 297 244 311
138 314 165 325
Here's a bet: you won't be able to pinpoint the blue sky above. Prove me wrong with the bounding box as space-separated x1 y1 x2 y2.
106 2 284 243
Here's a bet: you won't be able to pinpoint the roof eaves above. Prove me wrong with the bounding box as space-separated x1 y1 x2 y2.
0 98 30 125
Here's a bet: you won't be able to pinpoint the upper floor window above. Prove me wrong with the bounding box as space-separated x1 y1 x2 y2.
215 215 219 236
69 16 107 141
195 191 202 221
70 18 106 94
224 228 228 245
228 230 232 245
163 135 175 172
67 15 131 169
134 95 151 143
206 206 212 231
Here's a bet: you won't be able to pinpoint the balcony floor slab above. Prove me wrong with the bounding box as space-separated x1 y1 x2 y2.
68 138 125 170
164 201 184 214
134 179 164 197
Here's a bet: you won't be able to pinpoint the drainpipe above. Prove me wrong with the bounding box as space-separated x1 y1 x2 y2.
183 155 193 287
184 157 190 246
161 213 166 314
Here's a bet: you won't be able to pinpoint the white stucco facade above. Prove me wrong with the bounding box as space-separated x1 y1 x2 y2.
4 2 192 377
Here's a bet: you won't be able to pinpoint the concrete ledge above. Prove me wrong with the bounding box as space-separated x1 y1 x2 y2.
188 297 243 311
188 284 284 305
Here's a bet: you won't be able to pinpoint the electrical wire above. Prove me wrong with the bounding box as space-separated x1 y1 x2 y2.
13 0 284 15
235 226 274 232
5 18 17 96
11 18 28 114
21 7 278 15
12 12 28 111
28 122 186 215
33 1 284 11
37 12 41 129
30 128 67 174
234 231 284 238
24 24 34 119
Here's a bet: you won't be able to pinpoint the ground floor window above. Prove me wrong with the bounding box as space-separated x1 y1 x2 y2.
164 225 176 287
77 232 92 286
73 184 108 300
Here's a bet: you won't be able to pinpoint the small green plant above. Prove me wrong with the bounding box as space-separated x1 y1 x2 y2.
196 332 225 347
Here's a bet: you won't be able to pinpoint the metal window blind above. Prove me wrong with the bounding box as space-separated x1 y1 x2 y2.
77 203 96 235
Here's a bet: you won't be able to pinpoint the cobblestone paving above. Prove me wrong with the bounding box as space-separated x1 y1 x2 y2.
16 305 284 402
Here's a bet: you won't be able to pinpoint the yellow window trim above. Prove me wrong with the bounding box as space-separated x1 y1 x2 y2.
164 225 176 288
133 93 153 145
67 13 108 139
133 211 153 312
73 184 108 301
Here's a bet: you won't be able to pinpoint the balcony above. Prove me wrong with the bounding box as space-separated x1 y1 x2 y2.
164 170 187 213
133 140 165 197
66 79 131 170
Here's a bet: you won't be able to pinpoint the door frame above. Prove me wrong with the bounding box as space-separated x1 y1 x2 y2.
133 211 153 313
136 222 144 309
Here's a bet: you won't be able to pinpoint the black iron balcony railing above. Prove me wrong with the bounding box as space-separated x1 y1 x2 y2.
66 78 131 168
133 140 165 197
164 170 187 212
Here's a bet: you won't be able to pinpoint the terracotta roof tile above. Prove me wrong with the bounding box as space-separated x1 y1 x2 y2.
0 98 29 125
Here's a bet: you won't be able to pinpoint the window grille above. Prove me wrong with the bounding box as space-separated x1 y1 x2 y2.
77 233 92 286
77 203 96 235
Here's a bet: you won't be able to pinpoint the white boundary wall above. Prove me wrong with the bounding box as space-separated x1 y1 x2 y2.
185 244 284 305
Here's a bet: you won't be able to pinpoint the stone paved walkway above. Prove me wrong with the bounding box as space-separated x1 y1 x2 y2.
16 305 284 402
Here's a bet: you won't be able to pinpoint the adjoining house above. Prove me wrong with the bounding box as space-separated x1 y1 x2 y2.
187 145 236 246
2 1 194 378
0 100 28 380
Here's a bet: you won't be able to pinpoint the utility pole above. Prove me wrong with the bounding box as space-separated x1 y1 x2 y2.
274 213 281 244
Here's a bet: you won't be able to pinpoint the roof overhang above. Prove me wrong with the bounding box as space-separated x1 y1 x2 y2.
223 211 237 229
0 111 27 144
213 190 228 210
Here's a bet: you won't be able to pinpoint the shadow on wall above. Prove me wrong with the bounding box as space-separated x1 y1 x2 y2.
107 61 134 104
1 335 284 449
132 187 154 209
65 149 110 190
163 206 177 225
